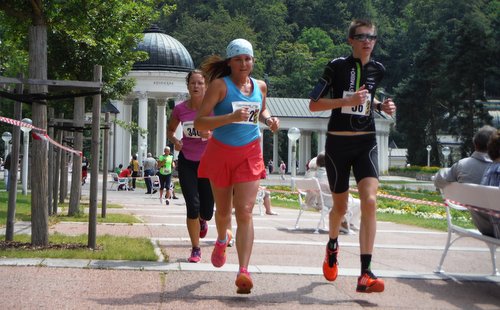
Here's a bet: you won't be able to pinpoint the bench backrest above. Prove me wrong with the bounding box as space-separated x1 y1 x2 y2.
442 182 500 212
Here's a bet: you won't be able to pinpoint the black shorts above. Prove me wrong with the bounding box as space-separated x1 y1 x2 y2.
158 173 172 190
324 134 379 193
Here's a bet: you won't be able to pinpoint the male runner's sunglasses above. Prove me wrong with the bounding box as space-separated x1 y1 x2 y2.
352 34 378 42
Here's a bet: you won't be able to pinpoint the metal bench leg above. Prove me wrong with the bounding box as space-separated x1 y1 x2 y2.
487 244 499 276
436 228 453 273
295 210 304 229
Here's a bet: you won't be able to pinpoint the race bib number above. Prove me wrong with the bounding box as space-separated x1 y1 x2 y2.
182 121 201 139
231 101 260 125
341 91 371 116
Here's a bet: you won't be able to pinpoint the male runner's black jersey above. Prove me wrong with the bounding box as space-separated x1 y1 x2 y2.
310 55 385 132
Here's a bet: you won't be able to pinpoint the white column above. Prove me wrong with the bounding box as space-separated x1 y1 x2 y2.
156 99 167 157
137 92 148 166
172 99 184 160
122 99 133 167
260 128 264 156
272 131 279 172
318 131 327 153
302 132 312 174
110 100 122 169
114 99 132 168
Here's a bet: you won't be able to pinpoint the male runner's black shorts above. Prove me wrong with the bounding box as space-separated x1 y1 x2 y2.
324 133 379 193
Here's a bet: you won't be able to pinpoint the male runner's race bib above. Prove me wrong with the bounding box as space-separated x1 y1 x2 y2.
231 101 260 125
182 121 201 138
341 91 371 116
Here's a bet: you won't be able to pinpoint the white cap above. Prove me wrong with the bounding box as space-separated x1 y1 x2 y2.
226 38 253 59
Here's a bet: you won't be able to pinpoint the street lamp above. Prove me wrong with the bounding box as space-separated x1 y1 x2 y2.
2 131 12 159
287 127 301 188
20 118 32 195
388 147 392 169
426 145 432 167
441 146 451 168
139 142 147 168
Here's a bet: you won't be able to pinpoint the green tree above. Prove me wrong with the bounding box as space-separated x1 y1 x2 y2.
0 0 171 246
446 4 495 156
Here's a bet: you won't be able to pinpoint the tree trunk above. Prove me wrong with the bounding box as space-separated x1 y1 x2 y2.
88 65 102 249
69 97 84 215
59 120 68 203
102 112 110 218
52 127 61 214
47 107 54 215
29 24 49 246
6 79 23 241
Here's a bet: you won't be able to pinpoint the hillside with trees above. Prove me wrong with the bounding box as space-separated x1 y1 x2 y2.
1 0 498 166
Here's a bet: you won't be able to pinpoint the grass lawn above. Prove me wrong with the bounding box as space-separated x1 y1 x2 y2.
0 182 154 260
267 184 474 232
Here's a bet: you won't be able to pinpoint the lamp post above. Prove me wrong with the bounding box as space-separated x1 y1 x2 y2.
388 147 392 169
139 142 147 169
2 131 12 159
20 118 32 195
426 145 432 167
287 127 301 188
441 146 451 168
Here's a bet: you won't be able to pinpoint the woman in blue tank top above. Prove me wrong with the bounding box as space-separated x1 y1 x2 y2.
195 38 279 294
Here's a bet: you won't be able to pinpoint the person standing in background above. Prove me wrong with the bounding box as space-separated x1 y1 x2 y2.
157 146 175 205
81 156 89 186
267 159 274 174
3 153 11 191
194 38 279 294
167 69 215 263
129 154 140 190
143 152 157 194
279 160 286 180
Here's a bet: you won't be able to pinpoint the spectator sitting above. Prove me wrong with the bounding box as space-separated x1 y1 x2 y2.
307 152 360 233
258 186 278 215
118 165 133 191
434 125 496 237
114 164 123 175
479 128 500 238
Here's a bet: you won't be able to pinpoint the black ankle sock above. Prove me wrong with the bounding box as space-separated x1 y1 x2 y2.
327 238 338 251
361 254 372 274
327 238 338 267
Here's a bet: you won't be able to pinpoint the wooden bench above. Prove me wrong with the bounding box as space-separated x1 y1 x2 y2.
436 182 500 276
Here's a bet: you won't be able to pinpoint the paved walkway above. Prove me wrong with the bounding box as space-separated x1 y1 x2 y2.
0 174 499 309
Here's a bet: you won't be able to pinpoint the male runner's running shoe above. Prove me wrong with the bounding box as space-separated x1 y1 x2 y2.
188 247 201 263
199 219 208 239
235 267 253 294
211 230 232 267
356 271 385 293
322 244 339 281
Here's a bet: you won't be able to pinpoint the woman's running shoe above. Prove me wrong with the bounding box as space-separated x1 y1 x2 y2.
187 247 201 263
199 219 208 238
235 267 253 294
211 230 232 267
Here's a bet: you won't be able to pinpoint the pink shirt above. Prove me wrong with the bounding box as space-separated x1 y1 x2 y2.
171 100 208 162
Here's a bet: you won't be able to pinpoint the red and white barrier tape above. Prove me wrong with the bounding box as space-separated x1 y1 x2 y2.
0 115 82 157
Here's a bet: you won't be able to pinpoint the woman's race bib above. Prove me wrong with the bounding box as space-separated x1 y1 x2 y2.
231 101 260 125
341 91 371 116
182 121 201 139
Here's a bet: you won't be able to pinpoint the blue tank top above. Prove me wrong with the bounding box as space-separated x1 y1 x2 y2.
212 76 262 146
